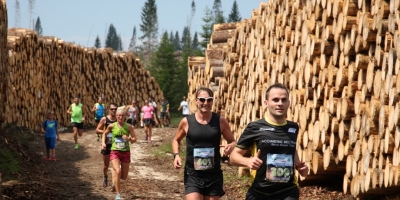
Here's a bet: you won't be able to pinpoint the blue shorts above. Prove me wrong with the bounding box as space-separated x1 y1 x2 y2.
45 137 56 149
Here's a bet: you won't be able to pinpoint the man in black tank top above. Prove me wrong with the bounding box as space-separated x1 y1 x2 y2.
95 103 118 189
230 83 309 200
172 87 236 200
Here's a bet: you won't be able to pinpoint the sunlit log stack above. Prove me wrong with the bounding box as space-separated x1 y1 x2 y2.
0 0 7 124
188 0 400 197
5 28 163 131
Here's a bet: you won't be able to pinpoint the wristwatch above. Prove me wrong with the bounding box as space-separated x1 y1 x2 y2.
173 153 179 158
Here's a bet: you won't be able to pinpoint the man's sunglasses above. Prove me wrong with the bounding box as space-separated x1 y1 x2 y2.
110 108 117 111
197 97 213 103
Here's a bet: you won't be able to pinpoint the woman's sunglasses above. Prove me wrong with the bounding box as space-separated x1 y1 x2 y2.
197 97 213 103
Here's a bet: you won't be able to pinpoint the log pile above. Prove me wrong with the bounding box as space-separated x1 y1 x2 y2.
0 0 7 124
188 0 400 197
5 28 163 131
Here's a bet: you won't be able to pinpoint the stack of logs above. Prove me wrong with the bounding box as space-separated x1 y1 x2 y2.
5 28 163 131
188 0 400 197
0 0 7 124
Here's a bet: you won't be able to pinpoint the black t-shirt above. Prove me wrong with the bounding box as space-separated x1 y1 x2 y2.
237 118 299 195
185 112 222 175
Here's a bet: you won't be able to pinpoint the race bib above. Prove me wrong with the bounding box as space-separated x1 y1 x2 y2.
106 133 112 144
193 148 215 170
114 137 126 149
266 154 293 183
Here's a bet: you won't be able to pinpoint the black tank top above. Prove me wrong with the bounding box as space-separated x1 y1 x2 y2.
185 112 222 174
105 116 117 128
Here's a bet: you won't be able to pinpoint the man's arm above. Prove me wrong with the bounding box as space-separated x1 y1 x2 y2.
230 147 263 170
91 104 97 112
95 117 106 134
67 105 72 115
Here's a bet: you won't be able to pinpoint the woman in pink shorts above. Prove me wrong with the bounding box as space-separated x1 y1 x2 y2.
102 109 137 200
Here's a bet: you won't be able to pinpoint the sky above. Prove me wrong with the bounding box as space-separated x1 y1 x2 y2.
5 0 263 50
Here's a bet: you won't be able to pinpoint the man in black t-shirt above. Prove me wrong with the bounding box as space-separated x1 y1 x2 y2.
230 83 309 200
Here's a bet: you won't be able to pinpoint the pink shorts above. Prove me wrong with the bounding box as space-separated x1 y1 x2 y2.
110 150 131 163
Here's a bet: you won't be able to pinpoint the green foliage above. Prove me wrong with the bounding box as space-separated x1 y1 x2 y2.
199 6 213 50
105 24 122 51
151 142 173 157
94 35 101 48
174 31 181 50
228 0 242 22
0 149 20 181
140 0 159 65
213 0 225 24
191 32 199 50
34 16 43 36
181 26 191 50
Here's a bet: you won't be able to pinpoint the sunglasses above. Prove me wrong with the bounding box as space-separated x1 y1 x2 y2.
197 97 213 103
110 108 117 111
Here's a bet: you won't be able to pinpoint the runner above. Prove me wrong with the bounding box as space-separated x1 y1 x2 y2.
95 103 118 190
91 97 105 141
67 96 85 149
148 97 160 127
142 99 158 143
178 96 190 117
230 83 309 200
172 87 236 200
160 97 170 128
125 100 140 128
101 109 137 200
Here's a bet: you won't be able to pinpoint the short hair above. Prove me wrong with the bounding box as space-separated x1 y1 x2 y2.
110 103 118 108
74 95 80 99
47 110 55 115
195 87 213 98
265 83 289 100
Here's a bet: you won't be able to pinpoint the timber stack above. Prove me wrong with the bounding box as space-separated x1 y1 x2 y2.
5 28 163 131
188 0 400 197
0 0 7 124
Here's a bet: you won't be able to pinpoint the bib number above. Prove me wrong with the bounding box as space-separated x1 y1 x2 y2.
193 148 215 170
114 137 126 149
266 154 293 183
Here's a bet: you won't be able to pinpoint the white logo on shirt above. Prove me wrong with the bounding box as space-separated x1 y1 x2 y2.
260 127 275 131
288 128 297 133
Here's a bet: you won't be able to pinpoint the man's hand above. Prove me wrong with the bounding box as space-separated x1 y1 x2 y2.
173 155 182 169
248 150 263 170
296 162 309 177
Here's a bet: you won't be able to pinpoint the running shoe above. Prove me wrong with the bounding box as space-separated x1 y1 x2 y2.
115 194 122 200
52 157 57 161
45 157 50 161
102 176 108 188
74 144 79 149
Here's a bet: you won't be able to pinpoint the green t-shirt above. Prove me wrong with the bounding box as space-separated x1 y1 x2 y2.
111 122 130 151
71 103 83 123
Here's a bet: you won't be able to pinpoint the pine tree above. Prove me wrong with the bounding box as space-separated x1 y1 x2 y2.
169 31 174 44
228 0 242 22
191 32 199 50
94 35 101 48
199 6 213 50
34 16 43 36
140 0 159 66
181 26 191 50
128 26 137 52
213 0 225 24
28 0 35 28
105 24 122 51
174 31 181 50
14 0 20 27
149 31 179 109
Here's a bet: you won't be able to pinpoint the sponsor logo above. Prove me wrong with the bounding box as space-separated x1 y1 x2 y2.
260 127 275 131
288 128 296 133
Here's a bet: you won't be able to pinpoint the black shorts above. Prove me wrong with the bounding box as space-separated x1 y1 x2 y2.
160 112 168 118
127 118 137 126
245 186 299 200
101 144 112 155
95 119 101 123
183 114 189 117
143 118 154 126
71 122 83 129
184 172 225 197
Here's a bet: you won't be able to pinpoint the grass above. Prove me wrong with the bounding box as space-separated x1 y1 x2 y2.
0 149 20 181
169 113 184 128
151 142 173 157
